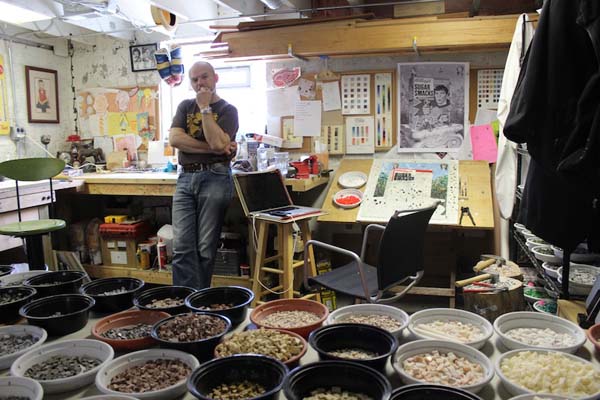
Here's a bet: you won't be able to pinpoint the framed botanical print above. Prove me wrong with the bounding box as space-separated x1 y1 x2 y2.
25 66 59 123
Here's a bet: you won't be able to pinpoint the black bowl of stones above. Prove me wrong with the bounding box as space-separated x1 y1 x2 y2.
283 360 392 400
151 312 231 361
390 384 483 400
188 354 288 400
308 323 398 372
0 286 37 324
24 270 87 298
80 277 144 313
10 338 113 395
92 309 171 351
0 265 14 277
185 286 254 329
19 294 95 336
134 285 196 315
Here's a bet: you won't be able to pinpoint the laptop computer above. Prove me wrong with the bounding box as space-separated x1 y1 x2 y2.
233 170 324 222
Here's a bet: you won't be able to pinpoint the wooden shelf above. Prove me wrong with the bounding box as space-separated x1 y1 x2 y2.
284 176 328 192
210 14 538 61
83 264 251 288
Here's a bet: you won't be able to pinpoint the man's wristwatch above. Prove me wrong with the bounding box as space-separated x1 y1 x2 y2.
200 106 212 114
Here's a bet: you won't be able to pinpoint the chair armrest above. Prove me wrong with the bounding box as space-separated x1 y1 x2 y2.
303 239 369 296
360 224 385 261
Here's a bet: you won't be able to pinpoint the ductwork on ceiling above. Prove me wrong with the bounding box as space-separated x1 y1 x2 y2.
259 0 284 9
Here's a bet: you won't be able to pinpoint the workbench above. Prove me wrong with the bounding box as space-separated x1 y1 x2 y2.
318 159 495 307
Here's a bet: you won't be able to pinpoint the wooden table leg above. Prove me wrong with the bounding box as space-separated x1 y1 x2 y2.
251 220 269 306
281 223 294 299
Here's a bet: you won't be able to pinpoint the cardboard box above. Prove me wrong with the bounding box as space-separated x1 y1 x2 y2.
101 237 138 267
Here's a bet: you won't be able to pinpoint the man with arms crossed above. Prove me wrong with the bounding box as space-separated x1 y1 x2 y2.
169 61 238 288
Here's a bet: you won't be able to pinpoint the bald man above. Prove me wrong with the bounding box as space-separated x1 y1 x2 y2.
169 61 239 289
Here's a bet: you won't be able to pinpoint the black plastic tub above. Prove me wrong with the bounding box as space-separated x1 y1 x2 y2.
80 277 144 312
308 323 398 372
188 354 288 400
390 384 483 400
151 312 231 361
185 286 254 328
0 286 37 323
19 293 95 336
23 270 87 298
0 265 14 277
283 361 392 400
134 285 196 315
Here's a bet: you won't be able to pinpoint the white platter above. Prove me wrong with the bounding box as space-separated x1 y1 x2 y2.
338 171 367 189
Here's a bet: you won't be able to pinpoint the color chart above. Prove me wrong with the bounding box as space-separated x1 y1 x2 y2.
374 72 393 148
322 124 345 155
341 74 371 115
345 116 374 154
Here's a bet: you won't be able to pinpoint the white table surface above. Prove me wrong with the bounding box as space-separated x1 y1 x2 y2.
4 311 600 400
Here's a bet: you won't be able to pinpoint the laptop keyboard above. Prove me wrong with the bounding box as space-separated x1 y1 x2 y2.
276 206 299 212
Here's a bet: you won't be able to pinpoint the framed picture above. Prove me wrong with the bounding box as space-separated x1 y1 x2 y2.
130 43 157 72
25 66 59 123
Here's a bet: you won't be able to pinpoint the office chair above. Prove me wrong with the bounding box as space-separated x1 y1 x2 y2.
303 202 438 303
0 158 66 270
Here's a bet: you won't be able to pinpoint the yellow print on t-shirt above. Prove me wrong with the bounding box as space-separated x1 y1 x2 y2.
186 112 218 137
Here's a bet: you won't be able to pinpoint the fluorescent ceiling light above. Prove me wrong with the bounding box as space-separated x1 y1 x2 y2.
0 1 54 24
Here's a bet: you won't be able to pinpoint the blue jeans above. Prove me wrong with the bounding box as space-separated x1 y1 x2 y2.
172 163 233 289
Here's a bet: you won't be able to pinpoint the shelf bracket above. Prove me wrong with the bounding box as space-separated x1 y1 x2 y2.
288 43 309 62
412 36 420 58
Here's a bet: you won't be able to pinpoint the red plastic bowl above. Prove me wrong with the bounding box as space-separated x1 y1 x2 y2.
250 299 329 339
92 309 170 351
587 323 600 352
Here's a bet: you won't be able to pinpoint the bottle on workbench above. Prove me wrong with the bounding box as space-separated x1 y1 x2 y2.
257 143 269 171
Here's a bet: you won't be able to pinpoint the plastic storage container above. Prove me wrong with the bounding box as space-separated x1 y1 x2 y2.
257 143 269 171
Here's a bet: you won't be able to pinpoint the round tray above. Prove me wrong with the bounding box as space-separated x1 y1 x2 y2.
338 171 367 189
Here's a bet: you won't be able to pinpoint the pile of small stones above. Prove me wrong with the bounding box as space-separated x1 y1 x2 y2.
96 287 128 296
0 292 27 305
197 303 234 311
303 388 373 400
208 380 266 400
101 324 153 340
147 297 184 308
0 334 39 356
215 328 303 362
260 310 320 329
25 355 101 380
32 281 66 287
327 348 378 360
157 313 227 342
49 312 63 317
108 359 191 393
339 314 403 332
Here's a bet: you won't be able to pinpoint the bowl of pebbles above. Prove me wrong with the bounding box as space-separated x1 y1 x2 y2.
390 383 483 400
0 376 43 400
134 285 196 315
92 309 171 351
308 323 398 372
80 277 145 313
187 354 288 400
0 270 49 287
250 299 329 339
556 264 600 296
11 338 114 394
23 270 88 298
0 286 37 324
151 312 231 361
214 328 307 367
95 348 199 400
283 360 392 400
19 293 95 336
185 286 254 329
0 325 47 370
79 395 139 400
326 304 409 339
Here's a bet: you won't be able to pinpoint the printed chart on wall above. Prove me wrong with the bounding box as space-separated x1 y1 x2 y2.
397 62 469 153
357 159 459 225
374 73 393 148
341 74 370 115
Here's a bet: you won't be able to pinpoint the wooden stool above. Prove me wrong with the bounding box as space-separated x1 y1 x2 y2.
251 216 320 305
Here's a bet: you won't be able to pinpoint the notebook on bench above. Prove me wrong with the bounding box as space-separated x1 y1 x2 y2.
233 170 323 222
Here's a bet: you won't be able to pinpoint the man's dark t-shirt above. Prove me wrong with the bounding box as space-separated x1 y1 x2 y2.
170 98 239 165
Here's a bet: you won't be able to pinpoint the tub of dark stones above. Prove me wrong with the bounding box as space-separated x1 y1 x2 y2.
151 312 231 361
0 377 43 400
389 384 483 400
19 294 95 336
95 348 200 400
134 285 196 315
92 309 171 351
80 277 145 313
188 354 288 400
0 286 37 324
10 339 114 394
23 270 87 298
0 325 48 369
185 286 254 329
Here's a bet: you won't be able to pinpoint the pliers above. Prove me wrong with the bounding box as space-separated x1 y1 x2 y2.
459 206 476 226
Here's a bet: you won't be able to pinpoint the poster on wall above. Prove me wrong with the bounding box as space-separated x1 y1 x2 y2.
357 159 459 225
397 62 469 152
0 55 9 135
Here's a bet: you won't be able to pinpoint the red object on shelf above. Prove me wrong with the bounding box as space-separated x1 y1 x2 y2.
99 222 152 239
67 134 81 142
290 161 310 179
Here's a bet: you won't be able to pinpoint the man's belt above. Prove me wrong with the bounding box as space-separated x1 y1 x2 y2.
181 161 229 172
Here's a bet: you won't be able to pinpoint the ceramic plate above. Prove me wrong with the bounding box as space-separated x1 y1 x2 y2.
338 171 367 189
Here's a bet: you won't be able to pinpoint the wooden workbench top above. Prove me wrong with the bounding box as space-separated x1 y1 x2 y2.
318 158 494 229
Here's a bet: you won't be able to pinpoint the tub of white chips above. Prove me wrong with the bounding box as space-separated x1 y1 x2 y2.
509 394 572 400
556 264 600 296
392 339 494 394
407 308 493 349
326 304 409 339
496 349 600 399
494 311 586 354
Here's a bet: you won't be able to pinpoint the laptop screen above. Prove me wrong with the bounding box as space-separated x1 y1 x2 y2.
235 171 292 213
